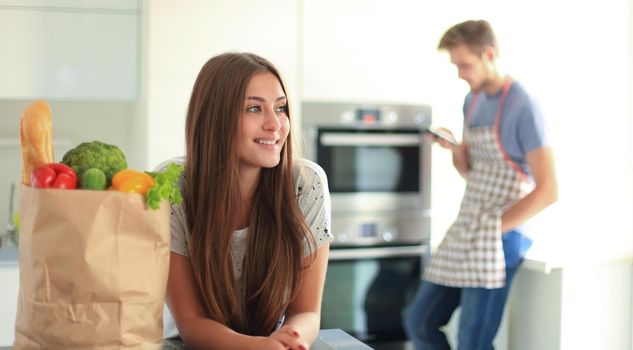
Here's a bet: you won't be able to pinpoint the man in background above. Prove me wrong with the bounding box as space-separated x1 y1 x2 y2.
404 19 558 350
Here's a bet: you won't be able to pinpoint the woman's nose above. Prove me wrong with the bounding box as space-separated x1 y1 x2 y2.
263 108 281 131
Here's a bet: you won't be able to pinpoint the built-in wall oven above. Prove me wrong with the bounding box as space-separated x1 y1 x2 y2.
302 102 433 349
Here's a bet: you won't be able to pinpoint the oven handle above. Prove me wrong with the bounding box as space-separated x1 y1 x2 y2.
328 245 429 260
320 133 421 146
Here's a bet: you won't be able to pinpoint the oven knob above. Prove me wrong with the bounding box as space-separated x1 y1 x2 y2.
341 111 355 124
385 111 398 124
415 113 429 125
382 228 398 242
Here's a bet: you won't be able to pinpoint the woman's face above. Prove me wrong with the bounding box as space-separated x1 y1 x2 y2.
237 72 290 171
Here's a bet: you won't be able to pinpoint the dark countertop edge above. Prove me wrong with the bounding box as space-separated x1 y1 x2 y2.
0 329 371 350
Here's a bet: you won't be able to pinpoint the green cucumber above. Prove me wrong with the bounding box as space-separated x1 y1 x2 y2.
80 168 107 191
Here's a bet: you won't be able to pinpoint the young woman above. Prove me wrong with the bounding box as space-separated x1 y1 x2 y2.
160 52 333 350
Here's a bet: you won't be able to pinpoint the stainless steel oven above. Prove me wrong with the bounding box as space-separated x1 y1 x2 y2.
322 245 430 349
302 102 432 247
302 102 433 349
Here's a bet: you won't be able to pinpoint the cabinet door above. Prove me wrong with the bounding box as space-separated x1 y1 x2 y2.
0 264 18 346
0 0 138 10
0 7 138 100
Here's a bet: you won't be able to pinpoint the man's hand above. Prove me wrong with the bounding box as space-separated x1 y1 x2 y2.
429 127 469 177
428 127 459 149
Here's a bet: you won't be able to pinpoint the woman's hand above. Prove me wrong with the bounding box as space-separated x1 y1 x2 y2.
264 325 309 350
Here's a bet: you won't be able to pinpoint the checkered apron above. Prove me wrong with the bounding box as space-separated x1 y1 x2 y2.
424 81 533 288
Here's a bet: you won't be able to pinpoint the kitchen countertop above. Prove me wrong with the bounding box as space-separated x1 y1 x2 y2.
1 329 372 350
6 245 633 274
6 244 633 274
520 245 633 274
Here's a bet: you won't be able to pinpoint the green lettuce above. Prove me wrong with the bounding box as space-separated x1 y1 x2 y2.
145 163 184 210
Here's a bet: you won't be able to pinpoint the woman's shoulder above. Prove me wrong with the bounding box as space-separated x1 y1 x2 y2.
293 158 327 187
153 156 186 172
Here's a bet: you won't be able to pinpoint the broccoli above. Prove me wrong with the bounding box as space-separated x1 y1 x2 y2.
61 141 127 186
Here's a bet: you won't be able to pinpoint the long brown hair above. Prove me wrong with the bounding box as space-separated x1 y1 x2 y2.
184 52 314 335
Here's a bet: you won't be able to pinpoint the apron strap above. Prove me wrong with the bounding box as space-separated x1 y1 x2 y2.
463 94 478 142
465 94 479 127
466 79 528 180
494 80 529 180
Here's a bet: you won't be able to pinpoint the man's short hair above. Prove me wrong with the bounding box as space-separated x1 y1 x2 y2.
438 20 498 56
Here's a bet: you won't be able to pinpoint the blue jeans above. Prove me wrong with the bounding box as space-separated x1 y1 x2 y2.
403 230 532 350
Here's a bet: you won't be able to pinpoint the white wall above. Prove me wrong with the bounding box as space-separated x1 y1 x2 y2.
142 0 300 169
502 1 633 256
629 1 633 347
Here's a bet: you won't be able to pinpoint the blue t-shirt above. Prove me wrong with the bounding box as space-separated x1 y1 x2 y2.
463 81 549 178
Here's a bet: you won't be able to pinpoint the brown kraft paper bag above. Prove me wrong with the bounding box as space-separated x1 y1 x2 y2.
14 185 171 349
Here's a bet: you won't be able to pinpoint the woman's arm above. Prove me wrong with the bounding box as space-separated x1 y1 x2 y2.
278 243 331 348
501 147 558 232
167 253 289 350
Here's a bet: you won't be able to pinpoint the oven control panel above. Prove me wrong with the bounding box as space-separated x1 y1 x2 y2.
302 101 432 129
336 223 399 244
331 211 430 247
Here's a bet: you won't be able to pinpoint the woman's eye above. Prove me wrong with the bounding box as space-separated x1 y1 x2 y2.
275 105 288 114
246 105 261 113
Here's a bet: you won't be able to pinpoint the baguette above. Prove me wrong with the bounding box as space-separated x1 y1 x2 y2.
20 101 54 185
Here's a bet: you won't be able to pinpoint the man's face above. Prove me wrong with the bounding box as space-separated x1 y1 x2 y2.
448 44 494 93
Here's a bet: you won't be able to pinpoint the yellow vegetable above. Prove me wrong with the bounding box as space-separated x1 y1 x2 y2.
112 169 155 194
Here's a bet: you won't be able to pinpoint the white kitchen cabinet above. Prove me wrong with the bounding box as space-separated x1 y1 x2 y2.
508 253 633 350
0 2 138 100
0 262 18 346
0 0 137 10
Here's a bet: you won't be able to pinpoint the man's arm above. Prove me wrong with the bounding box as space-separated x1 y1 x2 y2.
451 142 470 178
501 147 558 232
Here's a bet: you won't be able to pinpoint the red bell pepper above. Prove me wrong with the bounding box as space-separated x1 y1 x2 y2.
31 163 78 189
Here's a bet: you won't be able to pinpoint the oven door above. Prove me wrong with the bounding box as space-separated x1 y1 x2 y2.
317 129 421 194
321 245 429 349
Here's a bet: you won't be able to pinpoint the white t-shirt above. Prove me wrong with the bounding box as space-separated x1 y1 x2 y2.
156 157 334 338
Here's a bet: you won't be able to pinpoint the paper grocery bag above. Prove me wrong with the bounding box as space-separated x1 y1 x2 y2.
14 185 171 350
